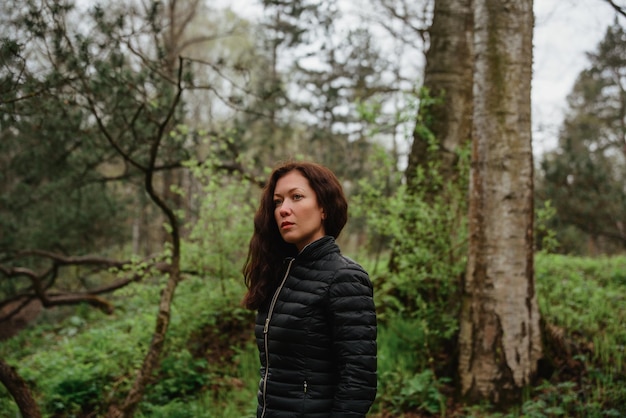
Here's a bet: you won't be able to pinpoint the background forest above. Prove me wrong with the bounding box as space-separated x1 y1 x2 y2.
1 0 625 417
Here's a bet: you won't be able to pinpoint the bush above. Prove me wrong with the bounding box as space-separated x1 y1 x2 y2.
352 146 468 371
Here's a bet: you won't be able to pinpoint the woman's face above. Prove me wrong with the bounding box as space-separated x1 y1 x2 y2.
273 170 326 251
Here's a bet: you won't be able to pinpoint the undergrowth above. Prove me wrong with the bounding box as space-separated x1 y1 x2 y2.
0 275 257 417
1 255 625 417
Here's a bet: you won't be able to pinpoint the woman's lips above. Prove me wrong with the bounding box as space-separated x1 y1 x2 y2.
281 222 294 229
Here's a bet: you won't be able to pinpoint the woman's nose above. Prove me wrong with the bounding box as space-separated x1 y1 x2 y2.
279 201 292 216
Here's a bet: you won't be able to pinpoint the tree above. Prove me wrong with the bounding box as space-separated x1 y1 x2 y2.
0 0 256 415
537 22 626 255
242 0 394 179
458 0 541 405
1 0 189 413
0 5 131 258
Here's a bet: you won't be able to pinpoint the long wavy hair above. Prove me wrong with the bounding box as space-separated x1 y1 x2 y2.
242 161 348 310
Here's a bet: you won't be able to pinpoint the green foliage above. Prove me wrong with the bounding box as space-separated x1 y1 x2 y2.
380 368 447 415
535 200 560 254
249 0 394 179
374 314 448 415
0 39 130 257
182 154 258 288
350 140 468 415
453 256 626 418
516 379 624 418
0 298 156 415
2 3 626 417
147 350 209 404
352 142 469 358
47 369 110 416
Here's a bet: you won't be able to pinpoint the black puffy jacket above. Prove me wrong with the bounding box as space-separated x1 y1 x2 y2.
255 236 377 418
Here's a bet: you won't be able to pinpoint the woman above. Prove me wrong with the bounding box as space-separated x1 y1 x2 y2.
243 161 377 418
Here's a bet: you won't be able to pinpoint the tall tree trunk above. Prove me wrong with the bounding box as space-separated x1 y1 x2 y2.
405 0 473 190
459 0 541 405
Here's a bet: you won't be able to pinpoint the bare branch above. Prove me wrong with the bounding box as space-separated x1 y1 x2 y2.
0 252 169 322
604 0 626 18
45 293 114 314
184 56 274 118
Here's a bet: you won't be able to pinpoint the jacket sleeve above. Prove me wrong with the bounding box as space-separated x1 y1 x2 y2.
328 265 377 417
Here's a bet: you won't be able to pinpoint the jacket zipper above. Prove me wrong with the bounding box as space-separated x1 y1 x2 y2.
260 258 295 418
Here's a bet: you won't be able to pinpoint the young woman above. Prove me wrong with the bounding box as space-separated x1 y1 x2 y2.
243 161 377 418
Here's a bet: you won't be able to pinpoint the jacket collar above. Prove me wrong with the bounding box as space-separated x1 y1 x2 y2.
296 236 339 261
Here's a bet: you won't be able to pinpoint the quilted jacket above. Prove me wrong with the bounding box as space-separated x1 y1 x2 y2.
254 236 377 418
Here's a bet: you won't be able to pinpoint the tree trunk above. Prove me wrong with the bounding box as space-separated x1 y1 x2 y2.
108 262 181 418
0 358 41 418
458 0 541 406
390 0 474 273
405 0 473 190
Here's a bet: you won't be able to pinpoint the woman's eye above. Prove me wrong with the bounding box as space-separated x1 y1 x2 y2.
274 199 282 206
293 194 303 201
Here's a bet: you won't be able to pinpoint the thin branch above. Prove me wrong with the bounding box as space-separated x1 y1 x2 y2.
604 0 626 18
186 53 312 121
143 56 185 260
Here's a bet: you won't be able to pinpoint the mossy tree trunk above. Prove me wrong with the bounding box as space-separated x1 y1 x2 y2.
459 0 542 406
405 0 474 191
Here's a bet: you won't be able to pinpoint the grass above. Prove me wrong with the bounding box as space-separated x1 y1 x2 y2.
536 254 626 374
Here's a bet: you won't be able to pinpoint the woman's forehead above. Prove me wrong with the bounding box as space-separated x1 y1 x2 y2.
274 170 312 193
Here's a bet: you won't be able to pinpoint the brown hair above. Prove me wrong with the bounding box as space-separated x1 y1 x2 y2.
242 161 348 309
